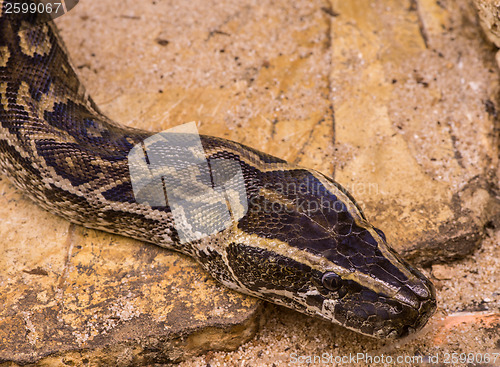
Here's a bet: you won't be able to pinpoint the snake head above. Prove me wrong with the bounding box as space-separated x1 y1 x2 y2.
315 239 437 339
203 167 437 339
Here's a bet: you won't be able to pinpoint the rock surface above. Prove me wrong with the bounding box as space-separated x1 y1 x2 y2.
0 0 498 365
331 0 498 265
474 0 500 47
0 181 262 365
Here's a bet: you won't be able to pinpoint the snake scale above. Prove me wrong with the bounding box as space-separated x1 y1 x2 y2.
0 0 436 339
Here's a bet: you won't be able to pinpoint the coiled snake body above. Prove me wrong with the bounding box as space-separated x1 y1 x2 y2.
0 1 436 339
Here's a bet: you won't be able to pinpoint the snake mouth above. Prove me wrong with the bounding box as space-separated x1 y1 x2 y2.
401 296 437 336
348 295 436 339
390 257 438 338
374 272 437 339
395 279 437 338
375 280 438 339
319 274 437 339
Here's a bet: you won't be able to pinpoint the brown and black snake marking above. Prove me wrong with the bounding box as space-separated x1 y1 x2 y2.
0 0 436 339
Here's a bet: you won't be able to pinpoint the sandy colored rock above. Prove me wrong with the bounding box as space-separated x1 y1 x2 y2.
331 0 498 266
474 0 500 47
0 0 499 365
431 264 455 280
0 178 262 365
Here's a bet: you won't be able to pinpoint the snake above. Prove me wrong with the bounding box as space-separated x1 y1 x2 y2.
0 0 436 340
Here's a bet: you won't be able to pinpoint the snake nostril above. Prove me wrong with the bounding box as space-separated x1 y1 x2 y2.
412 298 437 331
420 296 437 316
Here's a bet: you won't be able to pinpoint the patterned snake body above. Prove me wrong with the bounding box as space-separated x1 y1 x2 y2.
0 2 436 339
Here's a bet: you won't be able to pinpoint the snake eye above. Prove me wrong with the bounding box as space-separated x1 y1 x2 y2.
321 272 342 291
